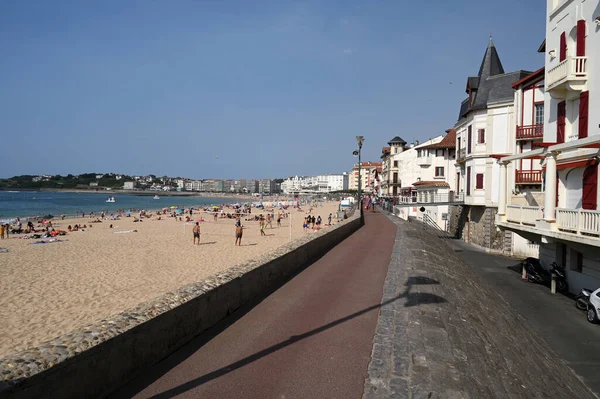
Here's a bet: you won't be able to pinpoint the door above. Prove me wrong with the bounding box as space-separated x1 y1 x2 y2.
560 32 567 62
466 167 471 195
557 101 566 143
583 165 598 210
579 91 589 139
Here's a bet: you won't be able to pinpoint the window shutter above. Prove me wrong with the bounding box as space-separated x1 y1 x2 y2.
577 20 586 57
476 174 484 189
582 165 598 210
579 91 589 139
557 101 566 143
466 167 471 195
560 32 567 62
467 126 472 153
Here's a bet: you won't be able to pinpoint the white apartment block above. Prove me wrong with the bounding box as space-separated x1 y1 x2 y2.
497 0 600 293
281 174 349 194
381 136 407 197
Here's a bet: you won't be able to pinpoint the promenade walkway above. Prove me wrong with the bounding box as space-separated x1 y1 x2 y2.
112 211 397 399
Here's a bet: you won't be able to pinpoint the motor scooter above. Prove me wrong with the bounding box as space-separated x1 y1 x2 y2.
523 258 568 292
575 288 594 310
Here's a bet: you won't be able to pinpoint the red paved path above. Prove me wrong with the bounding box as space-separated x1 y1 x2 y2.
112 212 396 399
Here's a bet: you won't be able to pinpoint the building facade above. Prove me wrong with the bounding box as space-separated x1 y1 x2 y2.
452 38 532 251
496 0 600 293
349 162 382 193
381 136 407 197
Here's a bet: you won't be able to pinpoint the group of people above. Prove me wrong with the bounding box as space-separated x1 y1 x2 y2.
302 213 333 232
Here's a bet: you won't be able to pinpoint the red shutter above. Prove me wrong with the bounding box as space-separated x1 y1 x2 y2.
583 165 598 210
476 174 484 189
467 126 472 153
560 32 567 62
579 91 589 139
557 101 566 143
466 167 471 195
577 20 586 57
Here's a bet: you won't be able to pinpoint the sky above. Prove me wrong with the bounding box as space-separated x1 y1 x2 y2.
0 0 546 180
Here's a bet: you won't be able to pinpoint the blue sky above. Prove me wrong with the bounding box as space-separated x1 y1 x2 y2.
0 0 546 179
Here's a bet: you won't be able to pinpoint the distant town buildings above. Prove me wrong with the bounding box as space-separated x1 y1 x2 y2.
280 174 349 194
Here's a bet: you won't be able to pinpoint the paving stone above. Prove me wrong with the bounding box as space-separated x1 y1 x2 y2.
363 214 596 399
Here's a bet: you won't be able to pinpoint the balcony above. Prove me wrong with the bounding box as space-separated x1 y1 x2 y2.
516 124 544 140
557 209 600 236
506 205 543 226
515 170 542 184
417 157 432 166
457 148 466 162
397 192 464 205
547 56 587 95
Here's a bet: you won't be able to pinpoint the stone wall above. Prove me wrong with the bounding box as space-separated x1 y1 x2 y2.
0 212 362 399
448 205 507 253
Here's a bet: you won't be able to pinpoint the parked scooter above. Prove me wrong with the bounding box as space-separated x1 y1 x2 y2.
575 288 594 310
523 257 568 292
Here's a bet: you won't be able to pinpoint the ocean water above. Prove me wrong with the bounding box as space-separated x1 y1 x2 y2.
0 191 239 222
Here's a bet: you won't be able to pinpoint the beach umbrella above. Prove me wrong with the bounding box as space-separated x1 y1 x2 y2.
170 206 177 209
162 207 168 211
125 211 132 215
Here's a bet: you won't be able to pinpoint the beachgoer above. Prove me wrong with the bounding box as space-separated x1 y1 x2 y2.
235 224 243 246
193 222 201 245
0 224 4 240
5 224 9 238
316 215 322 226
259 216 266 236
214 212 218 222
266 214 272 229
328 213 332 225
277 214 281 227
303 217 308 232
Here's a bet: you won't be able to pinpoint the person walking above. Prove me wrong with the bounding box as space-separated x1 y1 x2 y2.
193 222 201 245
328 213 332 225
277 214 281 227
0 224 4 240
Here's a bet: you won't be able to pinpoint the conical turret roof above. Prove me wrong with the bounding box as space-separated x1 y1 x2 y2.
387 136 407 145
477 37 505 79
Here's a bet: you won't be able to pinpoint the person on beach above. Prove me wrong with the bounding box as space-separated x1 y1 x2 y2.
5 224 9 238
235 224 243 246
266 214 272 229
328 213 332 225
259 216 266 236
316 215 322 227
214 212 218 222
193 222 201 245
0 224 4 240
277 214 281 228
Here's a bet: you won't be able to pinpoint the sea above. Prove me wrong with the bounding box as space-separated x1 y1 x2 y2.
0 191 239 222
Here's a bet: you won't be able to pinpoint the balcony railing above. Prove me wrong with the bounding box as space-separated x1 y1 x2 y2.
547 56 588 91
417 157 432 166
457 148 466 161
557 209 600 236
398 192 464 204
515 170 542 184
506 205 543 226
516 124 544 140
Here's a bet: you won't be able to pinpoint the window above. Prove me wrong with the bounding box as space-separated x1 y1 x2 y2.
535 103 544 125
579 91 589 139
417 150 421 157
435 167 444 177
570 249 583 273
466 167 471 195
436 149 443 157
394 147 398 154
393 160 398 167
475 173 484 189
477 129 485 144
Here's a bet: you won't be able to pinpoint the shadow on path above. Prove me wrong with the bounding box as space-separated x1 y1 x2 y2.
112 275 445 399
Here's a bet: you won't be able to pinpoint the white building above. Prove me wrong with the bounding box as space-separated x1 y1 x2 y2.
381 136 408 197
123 181 135 190
496 0 600 293
452 38 532 250
281 174 349 194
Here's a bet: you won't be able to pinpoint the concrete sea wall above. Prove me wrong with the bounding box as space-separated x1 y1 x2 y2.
0 210 361 399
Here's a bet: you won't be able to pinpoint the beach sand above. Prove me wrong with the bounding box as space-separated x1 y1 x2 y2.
0 202 345 358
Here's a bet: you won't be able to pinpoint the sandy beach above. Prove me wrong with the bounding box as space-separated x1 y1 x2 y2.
0 201 345 358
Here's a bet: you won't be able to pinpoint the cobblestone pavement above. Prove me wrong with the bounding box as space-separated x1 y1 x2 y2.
363 215 597 399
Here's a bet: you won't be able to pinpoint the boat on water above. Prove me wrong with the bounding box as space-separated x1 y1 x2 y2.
106 196 116 203
153 195 160 200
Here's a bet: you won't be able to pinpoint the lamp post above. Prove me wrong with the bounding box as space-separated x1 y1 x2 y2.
354 136 365 209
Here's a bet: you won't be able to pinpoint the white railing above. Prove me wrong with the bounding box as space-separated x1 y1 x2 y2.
557 208 600 236
547 56 588 90
506 205 542 226
417 157 432 166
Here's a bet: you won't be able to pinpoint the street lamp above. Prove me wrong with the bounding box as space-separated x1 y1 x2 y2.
354 136 364 209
